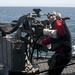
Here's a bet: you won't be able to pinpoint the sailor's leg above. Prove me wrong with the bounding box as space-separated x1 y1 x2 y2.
48 53 71 75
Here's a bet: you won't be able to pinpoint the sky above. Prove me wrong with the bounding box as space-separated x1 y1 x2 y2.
0 0 75 7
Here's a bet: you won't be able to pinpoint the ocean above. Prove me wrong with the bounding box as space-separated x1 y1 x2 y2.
0 7 75 55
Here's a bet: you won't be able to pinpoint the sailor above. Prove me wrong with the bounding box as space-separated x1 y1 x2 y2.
42 11 72 75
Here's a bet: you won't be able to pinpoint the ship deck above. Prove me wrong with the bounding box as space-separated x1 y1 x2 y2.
32 57 75 75
0 57 75 75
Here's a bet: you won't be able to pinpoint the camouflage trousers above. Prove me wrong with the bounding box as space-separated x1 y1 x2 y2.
48 51 72 75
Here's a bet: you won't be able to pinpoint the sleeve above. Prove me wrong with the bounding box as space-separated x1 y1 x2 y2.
42 36 51 45
53 20 66 38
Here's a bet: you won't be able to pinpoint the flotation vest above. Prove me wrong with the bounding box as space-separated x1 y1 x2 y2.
51 20 72 51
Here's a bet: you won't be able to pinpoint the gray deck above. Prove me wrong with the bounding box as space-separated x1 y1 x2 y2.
0 58 75 75
33 58 75 75
61 59 75 75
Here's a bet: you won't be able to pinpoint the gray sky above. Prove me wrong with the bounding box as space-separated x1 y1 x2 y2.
0 0 75 7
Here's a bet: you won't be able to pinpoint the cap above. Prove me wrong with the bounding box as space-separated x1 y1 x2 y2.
48 11 56 19
50 11 56 16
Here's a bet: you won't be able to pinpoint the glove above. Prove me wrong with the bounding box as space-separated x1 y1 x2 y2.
42 37 51 45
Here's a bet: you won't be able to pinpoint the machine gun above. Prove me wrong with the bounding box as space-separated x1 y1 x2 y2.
1 8 70 56
0 9 70 54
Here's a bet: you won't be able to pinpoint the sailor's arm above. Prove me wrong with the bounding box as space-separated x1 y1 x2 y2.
42 20 66 45
42 36 51 45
